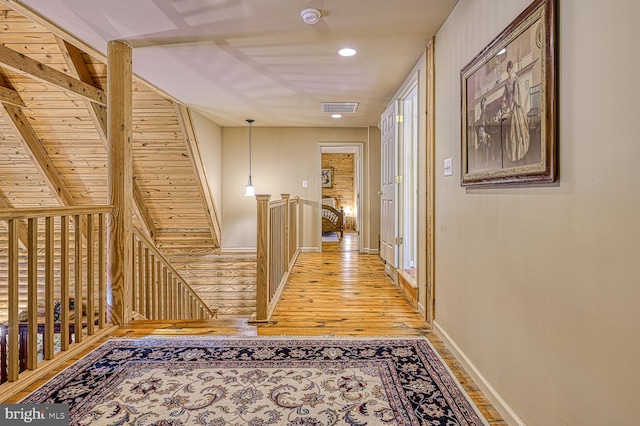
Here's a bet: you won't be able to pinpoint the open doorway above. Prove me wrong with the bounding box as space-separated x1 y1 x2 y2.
319 144 363 252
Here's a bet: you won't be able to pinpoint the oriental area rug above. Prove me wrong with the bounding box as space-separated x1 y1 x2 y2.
23 337 488 426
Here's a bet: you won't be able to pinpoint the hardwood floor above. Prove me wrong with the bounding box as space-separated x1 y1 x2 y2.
4 231 506 425
261 231 431 337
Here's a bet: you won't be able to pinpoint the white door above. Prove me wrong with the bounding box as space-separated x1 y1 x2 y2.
380 102 398 267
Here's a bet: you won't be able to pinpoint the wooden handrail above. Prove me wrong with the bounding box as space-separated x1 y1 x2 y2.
252 194 300 323
0 205 113 219
1 205 112 387
132 228 217 320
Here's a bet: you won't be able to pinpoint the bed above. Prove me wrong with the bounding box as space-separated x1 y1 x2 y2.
322 198 344 238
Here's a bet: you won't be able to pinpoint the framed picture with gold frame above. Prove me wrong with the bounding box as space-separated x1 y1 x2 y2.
461 0 556 186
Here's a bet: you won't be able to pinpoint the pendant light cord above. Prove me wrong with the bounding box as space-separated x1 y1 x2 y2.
247 119 254 185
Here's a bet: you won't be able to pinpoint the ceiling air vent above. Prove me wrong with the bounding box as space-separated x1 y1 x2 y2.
321 102 359 113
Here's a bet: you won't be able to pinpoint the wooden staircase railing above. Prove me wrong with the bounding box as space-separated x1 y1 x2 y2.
0 207 217 398
0 205 115 391
251 194 300 323
132 228 217 320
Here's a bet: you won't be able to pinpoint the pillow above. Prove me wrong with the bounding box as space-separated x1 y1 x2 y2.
322 198 336 208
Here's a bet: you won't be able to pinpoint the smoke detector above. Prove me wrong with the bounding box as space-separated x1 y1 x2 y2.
301 8 321 25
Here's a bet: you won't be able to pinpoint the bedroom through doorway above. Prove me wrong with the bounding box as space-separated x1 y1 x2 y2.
320 145 362 251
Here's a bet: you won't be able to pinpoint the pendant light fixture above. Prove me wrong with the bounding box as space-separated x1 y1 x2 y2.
244 119 255 197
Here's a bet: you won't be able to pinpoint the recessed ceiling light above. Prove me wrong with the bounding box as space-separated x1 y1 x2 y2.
338 48 357 57
331 114 342 119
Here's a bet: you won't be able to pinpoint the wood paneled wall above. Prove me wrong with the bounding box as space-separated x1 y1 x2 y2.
161 249 256 317
322 153 355 213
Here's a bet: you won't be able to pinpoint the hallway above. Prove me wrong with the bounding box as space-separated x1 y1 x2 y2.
6 232 505 424
261 231 505 424
261 231 431 336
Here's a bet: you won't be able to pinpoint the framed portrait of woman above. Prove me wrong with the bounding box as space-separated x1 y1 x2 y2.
460 0 556 186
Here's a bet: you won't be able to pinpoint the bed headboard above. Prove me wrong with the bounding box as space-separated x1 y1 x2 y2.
322 198 336 208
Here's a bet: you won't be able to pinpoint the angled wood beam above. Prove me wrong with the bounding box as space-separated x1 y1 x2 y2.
0 85 25 107
57 36 156 241
132 179 156 240
0 74 93 244
2 103 76 205
55 37 107 141
0 43 106 106
174 103 222 249
0 188 28 249
0 72 75 206
2 0 184 108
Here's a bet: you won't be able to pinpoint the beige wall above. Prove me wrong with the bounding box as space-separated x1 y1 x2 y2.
221 127 375 251
191 110 223 221
434 0 640 425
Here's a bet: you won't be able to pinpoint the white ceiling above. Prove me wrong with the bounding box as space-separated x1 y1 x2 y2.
16 0 458 128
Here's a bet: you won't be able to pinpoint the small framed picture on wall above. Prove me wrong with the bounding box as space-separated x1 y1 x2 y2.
321 167 333 188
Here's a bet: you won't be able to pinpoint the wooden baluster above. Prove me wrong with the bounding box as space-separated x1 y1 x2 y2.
174 278 179 320
44 216 55 360
156 261 162 319
182 287 186 319
144 247 150 319
86 214 95 335
98 213 106 327
130 234 136 320
7 219 19 382
176 286 181 319
60 216 70 351
26 218 37 371
137 238 144 316
74 214 83 344
150 253 156 320
164 267 173 319
162 267 168 320
167 272 173 320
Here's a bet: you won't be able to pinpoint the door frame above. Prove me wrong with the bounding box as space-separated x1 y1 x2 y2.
318 142 364 253
425 41 436 326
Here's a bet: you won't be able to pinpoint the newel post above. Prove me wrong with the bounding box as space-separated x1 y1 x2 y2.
254 194 271 323
107 40 133 326
281 194 290 266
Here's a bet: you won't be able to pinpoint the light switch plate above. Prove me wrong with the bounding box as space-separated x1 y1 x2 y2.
302 180 308 188
444 158 453 176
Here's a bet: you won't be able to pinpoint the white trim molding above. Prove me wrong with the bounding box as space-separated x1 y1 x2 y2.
301 247 320 253
434 321 526 426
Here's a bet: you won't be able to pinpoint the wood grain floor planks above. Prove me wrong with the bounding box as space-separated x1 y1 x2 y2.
3 232 505 425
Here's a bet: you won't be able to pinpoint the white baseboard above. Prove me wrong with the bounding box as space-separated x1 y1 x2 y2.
363 248 379 255
301 246 320 253
433 321 526 426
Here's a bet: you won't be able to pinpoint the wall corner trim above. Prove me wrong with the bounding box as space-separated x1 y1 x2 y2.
433 321 526 426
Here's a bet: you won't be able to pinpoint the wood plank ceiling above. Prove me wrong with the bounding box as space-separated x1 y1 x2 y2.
0 6 220 250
